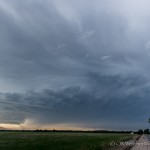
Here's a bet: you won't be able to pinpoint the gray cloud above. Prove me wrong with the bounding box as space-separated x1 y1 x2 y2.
0 74 150 130
0 0 150 130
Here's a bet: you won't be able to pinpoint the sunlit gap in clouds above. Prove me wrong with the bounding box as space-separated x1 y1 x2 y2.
0 119 37 130
0 118 104 131
0 124 21 130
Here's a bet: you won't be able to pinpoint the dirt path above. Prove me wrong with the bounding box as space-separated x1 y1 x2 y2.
131 134 150 150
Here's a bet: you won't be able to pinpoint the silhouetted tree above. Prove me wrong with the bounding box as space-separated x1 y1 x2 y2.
144 129 149 134
137 129 143 134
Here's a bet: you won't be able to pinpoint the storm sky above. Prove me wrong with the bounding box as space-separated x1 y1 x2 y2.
0 0 150 130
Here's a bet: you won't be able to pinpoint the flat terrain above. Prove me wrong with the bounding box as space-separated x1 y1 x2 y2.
0 131 137 150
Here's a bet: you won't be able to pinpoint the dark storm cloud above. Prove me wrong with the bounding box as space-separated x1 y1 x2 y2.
1 74 150 129
0 0 150 129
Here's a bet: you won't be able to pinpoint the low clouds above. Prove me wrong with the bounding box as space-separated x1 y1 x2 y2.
0 74 150 130
0 0 150 129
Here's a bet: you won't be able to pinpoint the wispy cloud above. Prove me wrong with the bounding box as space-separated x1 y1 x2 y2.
101 55 111 61
79 30 96 41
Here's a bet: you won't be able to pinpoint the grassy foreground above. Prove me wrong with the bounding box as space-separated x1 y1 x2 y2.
0 132 137 150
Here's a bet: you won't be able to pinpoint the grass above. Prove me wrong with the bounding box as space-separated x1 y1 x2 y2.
0 131 137 150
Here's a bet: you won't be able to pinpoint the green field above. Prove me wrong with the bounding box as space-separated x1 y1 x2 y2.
0 132 137 150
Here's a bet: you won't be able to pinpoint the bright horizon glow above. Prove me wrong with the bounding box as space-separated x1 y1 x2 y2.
0 119 105 131
0 124 99 131
0 124 21 130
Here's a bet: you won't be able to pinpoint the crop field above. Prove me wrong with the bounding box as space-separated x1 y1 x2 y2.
0 131 137 150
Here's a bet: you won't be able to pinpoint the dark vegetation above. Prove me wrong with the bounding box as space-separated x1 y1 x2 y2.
0 130 139 150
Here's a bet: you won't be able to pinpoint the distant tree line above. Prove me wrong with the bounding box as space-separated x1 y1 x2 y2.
137 129 149 134
0 128 149 134
0 129 137 134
